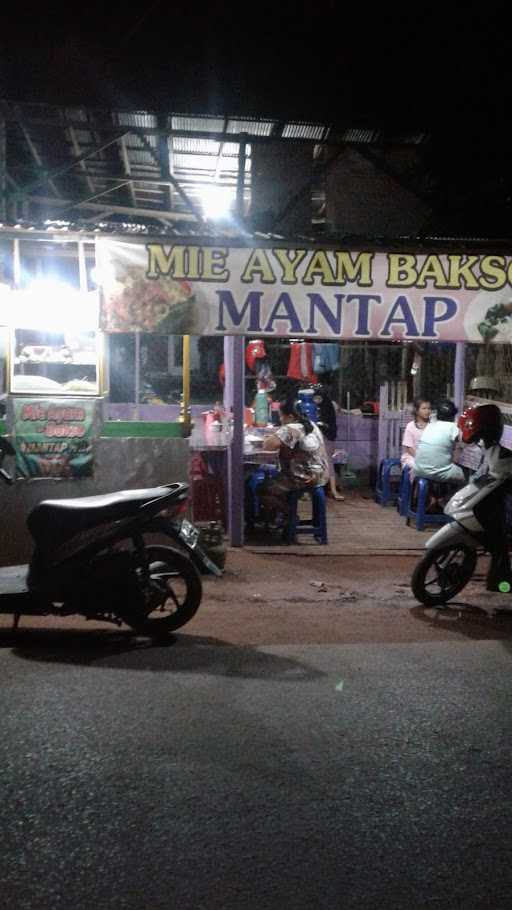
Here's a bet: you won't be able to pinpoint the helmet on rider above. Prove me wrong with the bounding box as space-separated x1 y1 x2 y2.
436 399 458 421
459 403 503 446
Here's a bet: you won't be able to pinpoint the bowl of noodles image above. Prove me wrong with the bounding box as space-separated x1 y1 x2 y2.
101 268 205 334
463 289 512 343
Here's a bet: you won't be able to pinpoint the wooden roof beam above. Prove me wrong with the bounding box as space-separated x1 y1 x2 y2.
62 109 96 195
157 113 173 214
119 134 138 208
46 181 132 217
27 194 197 222
11 130 131 202
14 104 61 198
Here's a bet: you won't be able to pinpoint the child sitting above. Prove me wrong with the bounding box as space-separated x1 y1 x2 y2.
401 399 432 476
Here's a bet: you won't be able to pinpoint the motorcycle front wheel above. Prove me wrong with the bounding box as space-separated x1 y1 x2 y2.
411 544 477 607
127 545 202 635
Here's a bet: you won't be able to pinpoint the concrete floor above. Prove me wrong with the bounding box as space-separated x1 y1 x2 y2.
245 487 433 556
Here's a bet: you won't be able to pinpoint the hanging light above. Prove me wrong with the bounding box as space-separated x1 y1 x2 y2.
199 185 234 220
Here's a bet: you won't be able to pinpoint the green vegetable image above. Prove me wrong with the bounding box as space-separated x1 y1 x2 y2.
478 303 512 340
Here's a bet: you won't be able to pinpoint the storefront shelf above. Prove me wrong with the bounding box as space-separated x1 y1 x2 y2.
101 421 185 438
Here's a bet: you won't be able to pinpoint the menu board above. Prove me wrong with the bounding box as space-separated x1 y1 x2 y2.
13 398 95 479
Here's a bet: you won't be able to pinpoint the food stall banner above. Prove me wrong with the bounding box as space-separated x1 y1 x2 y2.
97 239 512 343
13 399 95 479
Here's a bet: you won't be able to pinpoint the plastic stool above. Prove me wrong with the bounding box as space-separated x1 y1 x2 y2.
283 485 328 545
245 464 279 527
397 465 412 517
406 478 454 531
375 458 401 506
191 476 226 526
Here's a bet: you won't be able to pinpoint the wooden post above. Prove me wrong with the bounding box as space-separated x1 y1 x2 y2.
12 238 21 288
454 341 465 414
134 330 141 419
78 240 87 292
236 134 247 223
224 139 249 546
0 115 6 222
179 334 192 436
225 334 245 546
378 382 388 466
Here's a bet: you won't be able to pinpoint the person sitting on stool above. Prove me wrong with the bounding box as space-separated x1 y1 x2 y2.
312 382 345 500
413 398 465 509
257 398 330 526
401 398 432 476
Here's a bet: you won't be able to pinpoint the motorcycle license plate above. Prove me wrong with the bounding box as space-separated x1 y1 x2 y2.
179 519 200 545
179 519 223 575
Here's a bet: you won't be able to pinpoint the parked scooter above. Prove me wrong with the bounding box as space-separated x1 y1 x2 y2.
412 404 512 607
0 437 208 634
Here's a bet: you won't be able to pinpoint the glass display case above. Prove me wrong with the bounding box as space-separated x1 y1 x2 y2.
11 327 99 395
6 286 101 396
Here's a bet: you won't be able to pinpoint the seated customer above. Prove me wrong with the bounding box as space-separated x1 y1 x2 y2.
257 398 330 523
312 382 345 500
401 398 432 475
413 398 465 486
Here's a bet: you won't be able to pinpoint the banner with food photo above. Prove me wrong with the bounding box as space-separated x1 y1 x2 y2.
14 399 95 480
97 239 208 335
96 239 512 342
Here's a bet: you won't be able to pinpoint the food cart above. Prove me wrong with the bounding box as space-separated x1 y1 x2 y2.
0 230 190 566
2 229 512 559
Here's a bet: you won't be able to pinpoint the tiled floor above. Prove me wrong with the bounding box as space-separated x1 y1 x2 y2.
244 488 434 555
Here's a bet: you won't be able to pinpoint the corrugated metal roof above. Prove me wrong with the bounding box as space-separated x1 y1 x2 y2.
341 128 380 143
226 119 274 136
173 137 221 155
171 115 225 132
1 100 453 237
282 122 326 140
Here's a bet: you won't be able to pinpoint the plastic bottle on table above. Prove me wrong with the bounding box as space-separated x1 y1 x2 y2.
298 388 318 422
254 390 269 427
271 400 281 426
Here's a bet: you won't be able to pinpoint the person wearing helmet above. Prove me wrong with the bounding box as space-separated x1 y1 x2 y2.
413 399 465 485
460 404 512 591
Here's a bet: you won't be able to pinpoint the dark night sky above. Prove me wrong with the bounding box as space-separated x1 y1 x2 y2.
2 1 511 128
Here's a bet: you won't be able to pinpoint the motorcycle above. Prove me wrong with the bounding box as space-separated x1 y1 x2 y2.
0 436 210 635
412 404 512 607
145 514 223 578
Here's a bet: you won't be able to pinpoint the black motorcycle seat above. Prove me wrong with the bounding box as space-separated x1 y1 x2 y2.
28 484 187 547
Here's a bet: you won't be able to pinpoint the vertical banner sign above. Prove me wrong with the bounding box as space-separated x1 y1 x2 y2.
97 239 512 343
14 399 95 479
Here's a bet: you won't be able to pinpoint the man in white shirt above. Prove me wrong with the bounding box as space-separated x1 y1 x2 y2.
414 399 465 484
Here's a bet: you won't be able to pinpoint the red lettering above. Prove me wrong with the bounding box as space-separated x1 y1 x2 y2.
47 407 86 423
44 424 86 438
21 404 47 421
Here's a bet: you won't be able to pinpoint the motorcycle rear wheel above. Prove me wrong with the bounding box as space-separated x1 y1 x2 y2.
411 544 477 607
144 518 222 575
127 545 202 635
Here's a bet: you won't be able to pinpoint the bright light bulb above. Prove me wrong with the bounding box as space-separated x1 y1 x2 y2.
90 264 117 288
13 279 99 331
200 185 233 220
